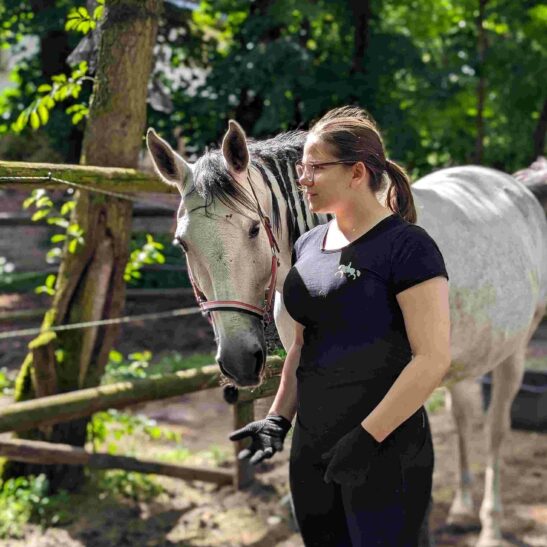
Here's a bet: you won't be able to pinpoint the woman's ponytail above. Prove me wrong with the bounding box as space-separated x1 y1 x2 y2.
385 159 417 224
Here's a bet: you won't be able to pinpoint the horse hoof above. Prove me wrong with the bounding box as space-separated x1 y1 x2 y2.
476 529 505 547
446 509 479 529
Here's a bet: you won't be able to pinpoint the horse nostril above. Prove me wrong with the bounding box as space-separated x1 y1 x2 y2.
254 349 264 376
218 359 232 380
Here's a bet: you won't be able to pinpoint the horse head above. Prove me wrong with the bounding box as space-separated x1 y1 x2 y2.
146 121 289 387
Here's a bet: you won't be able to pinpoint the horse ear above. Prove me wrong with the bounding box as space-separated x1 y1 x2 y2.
222 120 249 174
146 128 191 193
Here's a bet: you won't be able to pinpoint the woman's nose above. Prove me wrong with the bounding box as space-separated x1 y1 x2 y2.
299 173 313 187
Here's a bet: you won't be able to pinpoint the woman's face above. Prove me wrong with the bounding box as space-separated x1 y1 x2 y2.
300 135 355 214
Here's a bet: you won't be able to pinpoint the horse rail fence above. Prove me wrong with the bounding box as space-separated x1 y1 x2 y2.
0 159 282 490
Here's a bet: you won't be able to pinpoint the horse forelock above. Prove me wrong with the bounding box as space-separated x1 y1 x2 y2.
185 130 307 237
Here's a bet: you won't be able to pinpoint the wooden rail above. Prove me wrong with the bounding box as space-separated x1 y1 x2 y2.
0 160 174 194
0 357 285 489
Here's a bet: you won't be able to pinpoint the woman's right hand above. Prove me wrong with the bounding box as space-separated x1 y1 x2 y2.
228 414 292 465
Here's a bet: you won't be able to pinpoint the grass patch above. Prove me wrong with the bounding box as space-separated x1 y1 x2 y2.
158 444 232 468
92 470 164 502
102 350 217 384
0 475 71 539
426 389 445 414
0 367 15 395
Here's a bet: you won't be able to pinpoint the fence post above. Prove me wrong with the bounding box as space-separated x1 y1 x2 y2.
232 400 255 490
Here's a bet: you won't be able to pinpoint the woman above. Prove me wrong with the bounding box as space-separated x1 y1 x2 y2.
229 106 451 546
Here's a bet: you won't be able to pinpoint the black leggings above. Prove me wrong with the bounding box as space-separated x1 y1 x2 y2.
289 408 434 547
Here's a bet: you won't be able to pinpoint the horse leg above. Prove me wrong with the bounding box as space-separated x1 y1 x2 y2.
446 379 478 526
477 345 526 547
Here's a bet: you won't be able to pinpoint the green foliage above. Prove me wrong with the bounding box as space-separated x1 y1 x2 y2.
124 234 166 284
94 470 164 502
0 367 15 395
103 350 153 382
158 444 231 468
426 389 445 414
22 189 83 295
65 0 104 34
103 350 215 384
2 0 544 181
0 474 70 539
88 409 181 456
12 62 91 133
270 347 287 359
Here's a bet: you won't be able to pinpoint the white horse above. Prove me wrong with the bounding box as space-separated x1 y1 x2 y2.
147 121 547 546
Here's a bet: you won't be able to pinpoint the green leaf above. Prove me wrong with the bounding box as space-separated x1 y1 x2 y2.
22 196 36 209
50 234 66 243
45 274 56 289
36 196 53 208
31 209 50 221
60 201 75 216
93 6 104 21
46 218 69 228
109 350 123 363
37 84 52 93
29 110 40 130
68 239 78 254
37 103 49 125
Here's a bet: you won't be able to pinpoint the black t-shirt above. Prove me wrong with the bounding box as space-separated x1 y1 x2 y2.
282 213 449 438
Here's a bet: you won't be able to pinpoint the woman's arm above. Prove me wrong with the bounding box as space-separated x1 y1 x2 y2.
362 276 451 441
268 320 304 422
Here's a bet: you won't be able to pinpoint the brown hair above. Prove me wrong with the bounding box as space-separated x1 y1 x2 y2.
309 106 416 223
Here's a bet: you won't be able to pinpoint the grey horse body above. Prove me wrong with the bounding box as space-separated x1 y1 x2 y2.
412 166 547 385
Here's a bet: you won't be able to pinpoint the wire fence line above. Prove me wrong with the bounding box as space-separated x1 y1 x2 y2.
0 170 198 342
0 306 204 341
0 173 179 211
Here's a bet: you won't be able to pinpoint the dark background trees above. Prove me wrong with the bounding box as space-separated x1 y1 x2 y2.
1 0 545 175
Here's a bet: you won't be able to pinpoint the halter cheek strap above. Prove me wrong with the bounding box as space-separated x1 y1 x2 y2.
186 170 281 327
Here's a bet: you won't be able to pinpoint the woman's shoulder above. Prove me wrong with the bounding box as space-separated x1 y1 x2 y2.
295 222 327 248
390 220 437 246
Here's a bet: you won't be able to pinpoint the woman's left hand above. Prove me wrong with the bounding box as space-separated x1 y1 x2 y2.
321 424 381 486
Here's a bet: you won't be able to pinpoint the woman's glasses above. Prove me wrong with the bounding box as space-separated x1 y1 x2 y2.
295 160 356 184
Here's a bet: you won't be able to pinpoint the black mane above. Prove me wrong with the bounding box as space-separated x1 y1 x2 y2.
189 130 307 241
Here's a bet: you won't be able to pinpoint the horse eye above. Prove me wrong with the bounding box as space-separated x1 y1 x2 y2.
249 222 260 239
172 237 187 253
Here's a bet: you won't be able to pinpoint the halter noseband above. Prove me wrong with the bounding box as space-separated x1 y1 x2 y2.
185 171 281 327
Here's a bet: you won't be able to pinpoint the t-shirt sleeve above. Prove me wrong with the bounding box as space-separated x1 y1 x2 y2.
390 225 449 295
290 233 305 266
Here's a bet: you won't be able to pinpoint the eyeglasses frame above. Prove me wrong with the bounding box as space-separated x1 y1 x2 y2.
295 159 357 184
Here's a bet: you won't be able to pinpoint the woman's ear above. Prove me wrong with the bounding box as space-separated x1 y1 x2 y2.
352 161 369 185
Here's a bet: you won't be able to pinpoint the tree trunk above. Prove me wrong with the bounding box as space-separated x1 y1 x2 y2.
349 0 371 76
2 0 161 492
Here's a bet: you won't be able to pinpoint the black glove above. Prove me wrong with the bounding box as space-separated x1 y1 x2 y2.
229 414 292 465
321 424 381 485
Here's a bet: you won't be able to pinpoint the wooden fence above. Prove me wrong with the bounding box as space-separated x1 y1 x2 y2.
0 160 280 490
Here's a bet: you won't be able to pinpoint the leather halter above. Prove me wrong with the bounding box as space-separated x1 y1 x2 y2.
185 171 281 327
